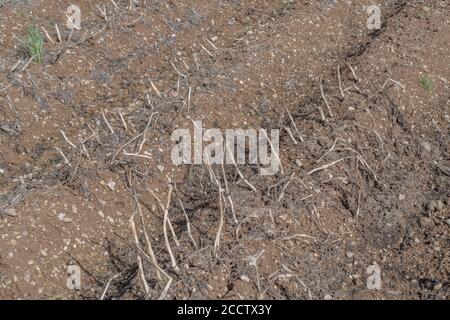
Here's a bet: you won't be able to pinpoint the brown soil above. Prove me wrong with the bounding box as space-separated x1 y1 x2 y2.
0 0 448 299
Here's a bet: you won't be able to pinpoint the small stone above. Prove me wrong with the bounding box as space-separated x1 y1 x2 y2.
157 165 164 172
58 213 72 223
445 219 450 226
4 208 17 217
107 181 116 191
295 159 303 167
422 141 431 152
433 283 442 290
98 210 104 218
422 6 430 12
420 217 433 227
426 201 437 214
346 252 354 258
324 294 333 300
436 200 444 211
398 194 405 201
240 275 250 282
211 36 218 42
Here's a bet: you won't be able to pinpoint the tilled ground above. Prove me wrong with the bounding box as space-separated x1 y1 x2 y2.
0 0 449 299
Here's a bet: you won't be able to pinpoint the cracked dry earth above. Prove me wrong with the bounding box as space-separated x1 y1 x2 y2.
0 0 449 299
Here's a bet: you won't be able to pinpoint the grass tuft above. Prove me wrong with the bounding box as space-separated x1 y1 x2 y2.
24 26 44 64
420 75 433 92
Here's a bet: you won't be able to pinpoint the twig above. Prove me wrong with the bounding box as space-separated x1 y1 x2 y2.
10 60 21 72
283 126 298 144
118 110 128 131
307 158 348 175
129 212 150 297
341 147 378 182
347 63 359 82
205 37 217 50
187 86 192 112
193 53 200 70
102 110 115 134
169 60 187 78
100 273 121 300
135 244 173 300
353 121 384 152
125 14 143 27
356 189 361 219
224 142 257 191
179 199 197 247
149 188 180 246
204 156 224 259
318 138 346 162
166 216 180 247
200 44 214 58
41 27 54 43
132 214 173 300
55 24 62 43
158 277 173 300
337 64 345 99
21 57 34 72
278 234 317 241
55 147 72 167
221 162 237 224
96 5 108 21
268 209 275 225
277 173 295 202
137 256 149 297
319 77 333 117
260 129 284 175
5 95 18 116
138 204 162 280
0 125 18 135
66 28 74 44
181 58 189 70
285 107 304 142
110 0 119 10
150 81 162 97
162 185 179 272
281 264 312 299
247 250 265 295
60 130 77 149
317 106 326 121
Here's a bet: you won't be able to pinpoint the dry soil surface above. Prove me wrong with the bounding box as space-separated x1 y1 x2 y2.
0 0 449 299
